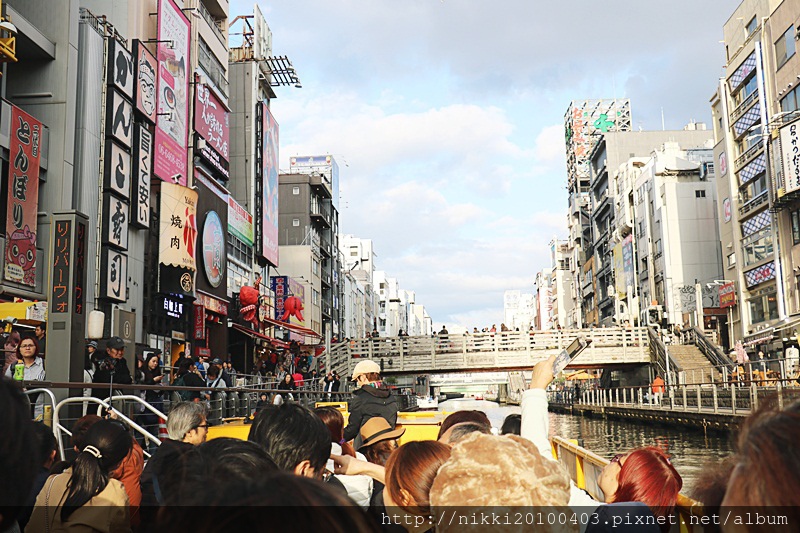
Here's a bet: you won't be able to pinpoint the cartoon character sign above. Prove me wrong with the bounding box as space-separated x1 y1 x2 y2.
281 296 304 323
6 225 37 285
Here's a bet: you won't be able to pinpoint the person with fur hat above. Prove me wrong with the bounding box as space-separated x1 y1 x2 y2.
343 359 398 449
429 432 576 533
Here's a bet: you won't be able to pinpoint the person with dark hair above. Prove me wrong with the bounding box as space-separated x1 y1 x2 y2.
155 471 380 533
275 372 296 404
439 421 492 445
316 406 373 509
248 403 330 479
34 323 46 358
92 336 133 399
2 330 21 376
0 378 38 533
17 421 59 529
501 413 522 435
5 336 46 418
343 360 398 449
720 398 800 529
28 419 132 532
436 409 491 440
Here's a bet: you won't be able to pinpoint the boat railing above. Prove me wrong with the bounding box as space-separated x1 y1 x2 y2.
550 436 706 530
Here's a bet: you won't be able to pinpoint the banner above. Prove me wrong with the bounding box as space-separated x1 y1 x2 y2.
159 182 197 271
134 40 157 123
4 104 43 286
622 235 634 294
271 275 305 328
228 196 253 246
780 119 800 195
193 303 205 340
719 282 736 308
261 103 279 265
154 0 190 185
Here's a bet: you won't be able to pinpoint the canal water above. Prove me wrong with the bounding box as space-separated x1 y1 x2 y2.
438 398 735 493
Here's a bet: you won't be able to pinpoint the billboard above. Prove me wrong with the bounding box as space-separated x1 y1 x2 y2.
194 80 229 178
4 104 43 286
228 196 253 246
719 282 736 308
261 103 279 266
154 0 190 185
622 235 634 294
271 276 305 340
289 154 340 210
159 182 198 272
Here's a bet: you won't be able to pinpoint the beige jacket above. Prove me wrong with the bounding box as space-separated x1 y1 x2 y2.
27 468 131 533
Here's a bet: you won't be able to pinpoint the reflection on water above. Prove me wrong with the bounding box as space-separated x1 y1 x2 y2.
438 398 735 492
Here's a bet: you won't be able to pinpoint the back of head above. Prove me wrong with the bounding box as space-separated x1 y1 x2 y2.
71 415 102 450
614 446 682 518
437 410 491 439
248 403 329 475
199 438 277 487
361 439 396 466
384 440 452 517
0 379 38 531
724 398 800 511
430 433 570 510
167 402 207 441
441 421 492 445
63 419 132 521
314 406 356 457
31 421 58 468
501 413 522 436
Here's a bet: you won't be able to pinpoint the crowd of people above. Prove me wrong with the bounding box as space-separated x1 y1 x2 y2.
3 351 800 532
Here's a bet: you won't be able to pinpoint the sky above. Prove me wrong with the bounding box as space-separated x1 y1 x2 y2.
230 0 736 332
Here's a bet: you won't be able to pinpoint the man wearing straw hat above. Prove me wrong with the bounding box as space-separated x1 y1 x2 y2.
343 360 398 449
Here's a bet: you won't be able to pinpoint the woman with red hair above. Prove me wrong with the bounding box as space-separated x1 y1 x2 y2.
591 446 682 532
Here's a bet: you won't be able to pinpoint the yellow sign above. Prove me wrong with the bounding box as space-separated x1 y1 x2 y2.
159 183 198 271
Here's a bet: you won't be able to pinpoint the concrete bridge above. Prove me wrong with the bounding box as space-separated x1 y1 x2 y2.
328 327 650 378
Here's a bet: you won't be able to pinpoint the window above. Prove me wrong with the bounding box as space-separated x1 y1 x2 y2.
312 289 320 305
782 86 800 113
742 228 773 266
312 259 319 275
227 234 253 266
746 17 758 38
292 186 300 195
749 291 778 324
727 253 737 268
292 219 300 227
792 210 800 245
655 239 662 255
776 25 796 69
695 190 706 198
350 247 358 256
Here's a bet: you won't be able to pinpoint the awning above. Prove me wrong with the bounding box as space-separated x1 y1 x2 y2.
774 316 800 337
742 327 774 347
0 301 47 325
260 316 322 339
231 323 289 349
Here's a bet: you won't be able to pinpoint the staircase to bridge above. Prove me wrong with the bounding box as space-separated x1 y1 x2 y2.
328 328 651 378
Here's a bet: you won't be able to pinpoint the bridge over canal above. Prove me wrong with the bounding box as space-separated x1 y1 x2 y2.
328 327 651 378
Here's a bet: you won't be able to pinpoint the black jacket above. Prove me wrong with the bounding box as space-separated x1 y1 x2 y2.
343 384 398 448
91 355 133 398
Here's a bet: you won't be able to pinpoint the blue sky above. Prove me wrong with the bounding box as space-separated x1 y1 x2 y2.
230 0 735 331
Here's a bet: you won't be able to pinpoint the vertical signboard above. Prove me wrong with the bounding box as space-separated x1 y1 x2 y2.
271 276 305 339
228 196 253 246
4 104 42 286
108 38 134 100
102 193 130 250
133 40 157 124
719 282 737 308
51 219 72 314
131 124 152 228
154 0 191 185
622 235 634 292
194 81 230 178
104 141 132 200
159 182 198 272
107 90 133 148
780 120 800 195
261 103 279 266
101 248 128 301
193 303 206 340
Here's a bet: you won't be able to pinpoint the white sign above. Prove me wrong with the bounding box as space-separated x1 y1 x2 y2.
780 120 800 194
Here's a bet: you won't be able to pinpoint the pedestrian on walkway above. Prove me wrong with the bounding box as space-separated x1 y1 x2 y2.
651 375 665 405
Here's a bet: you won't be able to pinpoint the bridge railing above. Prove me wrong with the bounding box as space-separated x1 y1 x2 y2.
329 328 650 376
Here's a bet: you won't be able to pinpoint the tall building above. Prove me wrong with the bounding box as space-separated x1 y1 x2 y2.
503 290 536 331
564 99 632 328
586 128 713 325
284 156 343 341
340 234 376 332
712 0 800 354
549 239 576 329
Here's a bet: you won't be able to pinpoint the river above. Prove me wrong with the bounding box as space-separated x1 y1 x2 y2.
438 398 735 493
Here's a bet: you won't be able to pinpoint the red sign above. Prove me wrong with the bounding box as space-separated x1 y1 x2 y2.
719 282 736 308
196 291 228 316
194 346 211 358
194 81 229 162
194 303 206 340
4 104 43 286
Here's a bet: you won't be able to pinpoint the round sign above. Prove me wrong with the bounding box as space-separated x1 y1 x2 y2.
719 152 727 177
723 198 732 222
180 272 193 293
202 211 226 288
